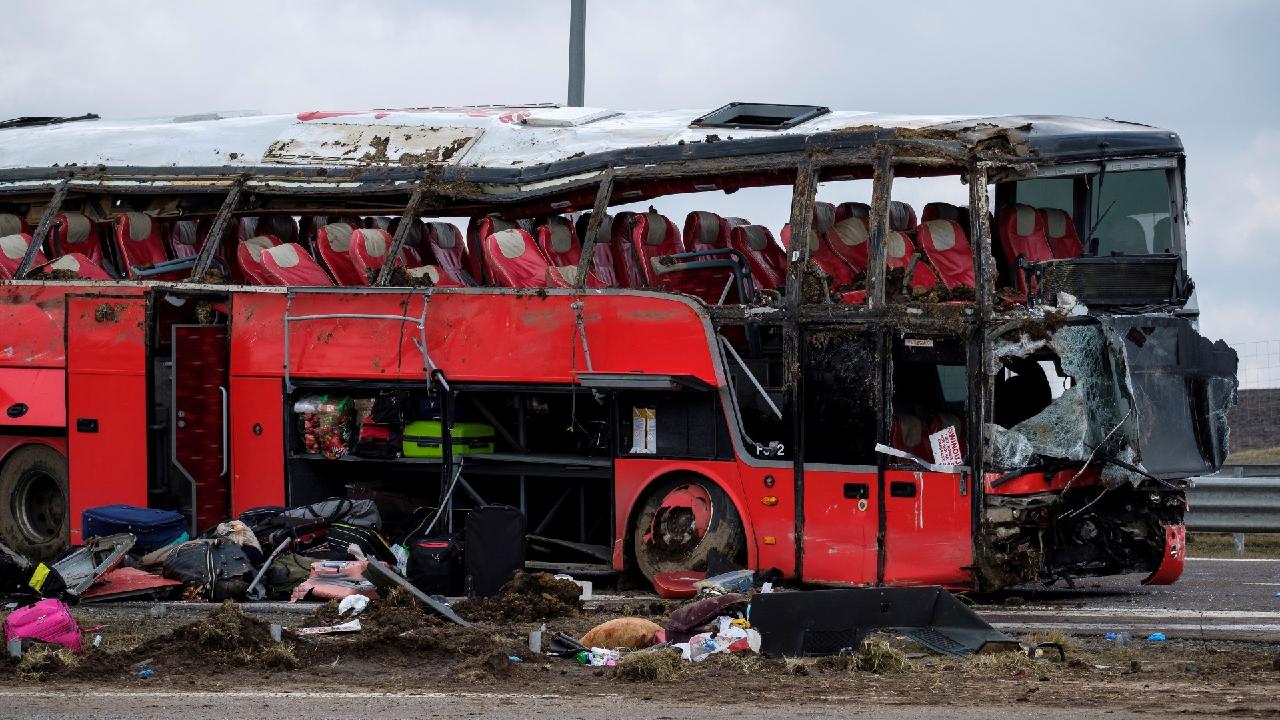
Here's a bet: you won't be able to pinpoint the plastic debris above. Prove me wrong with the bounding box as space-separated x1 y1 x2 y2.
138 668 156 679
1147 632 1166 641
338 594 370 618
295 619 362 636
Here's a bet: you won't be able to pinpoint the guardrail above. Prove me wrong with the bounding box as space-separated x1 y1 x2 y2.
1185 474 1280 533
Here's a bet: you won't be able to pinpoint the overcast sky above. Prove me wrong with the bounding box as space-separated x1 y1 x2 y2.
3 0 1277 383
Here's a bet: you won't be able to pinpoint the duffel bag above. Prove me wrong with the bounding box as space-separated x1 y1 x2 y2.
406 536 463 596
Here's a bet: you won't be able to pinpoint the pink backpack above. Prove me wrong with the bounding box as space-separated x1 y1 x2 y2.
4 598 83 653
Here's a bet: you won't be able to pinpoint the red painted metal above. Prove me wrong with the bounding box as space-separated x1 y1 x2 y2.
1141 523 1186 586
64 295 150 544
881 469 974 587
985 465 1103 495
644 483 712 545
799 467 879 585
0 369 64 427
81 566 181 601
0 436 65 467
228 376 286 514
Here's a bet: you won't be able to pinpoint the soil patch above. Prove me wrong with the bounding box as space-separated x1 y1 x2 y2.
454 572 582 623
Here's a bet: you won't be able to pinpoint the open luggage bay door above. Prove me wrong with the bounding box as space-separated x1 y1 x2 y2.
65 294 150 543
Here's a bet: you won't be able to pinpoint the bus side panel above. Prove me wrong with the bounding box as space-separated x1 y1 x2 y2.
0 369 64 427
612 459 757 572
65 296 149 543
228 376 285 515
734 463 797 578
881 469 974 587
0 285 74 370
800 468 879 585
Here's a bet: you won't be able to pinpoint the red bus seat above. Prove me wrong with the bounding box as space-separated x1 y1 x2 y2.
634 210 725 300
609 211 646 288
405 265 466 288
890 201 917 232
485 228 556 289
922 201 964 223
423 222 472 286
236 235 282 285
782 202 855 289
114 212 181 279
1042 208 1083 259
40 253 112 280
886 231 939 291
257 216 300 245
0 233 43 278
169 220 199 258
467 215 518 284
385 218 427 267
349 228 402 284
570 212 620 288
536 216 581 267
891 413 932 460
314 222 363 285
258 243 334 286
826 215 870 274
834 202 870 224
684 211 741 252
50 213 102 264
916 219 975 290
729 224 786 289
996 204 1053 292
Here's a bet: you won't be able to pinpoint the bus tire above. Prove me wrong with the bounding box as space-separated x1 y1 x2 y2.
0 445 70 562
631 474 746 583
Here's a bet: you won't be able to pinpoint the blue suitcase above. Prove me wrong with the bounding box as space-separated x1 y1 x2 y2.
81 505 188 553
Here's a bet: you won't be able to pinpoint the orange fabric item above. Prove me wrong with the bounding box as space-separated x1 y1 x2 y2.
580 617 665 650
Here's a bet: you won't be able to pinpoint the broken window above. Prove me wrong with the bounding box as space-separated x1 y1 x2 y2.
889 336 968 466
803 329 879 465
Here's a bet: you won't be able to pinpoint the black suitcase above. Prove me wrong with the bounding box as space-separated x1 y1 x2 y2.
463 504 525 597
406 536 463 596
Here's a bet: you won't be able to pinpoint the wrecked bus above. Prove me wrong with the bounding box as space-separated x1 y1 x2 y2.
0 104 1237 591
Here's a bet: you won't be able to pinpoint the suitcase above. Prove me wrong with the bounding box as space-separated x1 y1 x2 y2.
403 421 495 458
81 505 187 553
463 505 525 597
406 536 463 596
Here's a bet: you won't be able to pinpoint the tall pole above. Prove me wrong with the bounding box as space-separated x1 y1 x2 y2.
568 0 586 106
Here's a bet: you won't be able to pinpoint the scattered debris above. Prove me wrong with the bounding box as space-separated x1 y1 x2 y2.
454 571 582 623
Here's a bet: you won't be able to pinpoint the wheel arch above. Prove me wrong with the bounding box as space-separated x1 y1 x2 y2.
0 435 67 469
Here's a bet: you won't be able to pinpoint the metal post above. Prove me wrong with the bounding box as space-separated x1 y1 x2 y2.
190 181 244 282
567 0 586 107
16 180 70 278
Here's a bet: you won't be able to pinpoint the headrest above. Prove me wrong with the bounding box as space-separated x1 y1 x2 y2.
553 265 580 284
321 223 354 251
406 266 443 283
258 216 297 241
735 225 774 252
125 212 153 241
243 235 277 261
921 220 959 251
493 229 530 259
354 228 390 258
812 202 836 234
543 217 575 253
477 215 516 238
365 217 391 230
1042 208 1071 239
576 212 613 244
1013 204 1038 236
889 202 916 232
172 220 199 246
426 222 459 249
642 212 669 246
922 202 963 224
835 202 870 223
0 234 29 260
264 243 301 268
685 211 723 247
0 214 23 236
885 231 909 260
610 211 637 243
829 217 869 248
46 255 85 272
391 218 422 246
60 213 92 245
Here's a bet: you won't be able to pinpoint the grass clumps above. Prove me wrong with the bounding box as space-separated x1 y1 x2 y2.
815 640 909 674
614 648 684 682
16 645 79 678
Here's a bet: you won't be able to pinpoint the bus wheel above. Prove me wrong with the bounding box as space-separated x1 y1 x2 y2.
0 445 69 562
631 475 745 583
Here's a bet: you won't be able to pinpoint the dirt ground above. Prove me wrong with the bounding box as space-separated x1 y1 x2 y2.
1 575 1277 717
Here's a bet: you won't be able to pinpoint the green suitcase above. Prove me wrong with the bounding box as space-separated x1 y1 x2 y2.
402 420 496 458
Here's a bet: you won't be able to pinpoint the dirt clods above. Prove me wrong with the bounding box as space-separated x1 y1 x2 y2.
454 572 582 623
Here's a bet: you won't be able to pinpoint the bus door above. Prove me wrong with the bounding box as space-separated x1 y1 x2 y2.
798 328 882 585
65 294 150 543
169 323 230 535
881 335 974 586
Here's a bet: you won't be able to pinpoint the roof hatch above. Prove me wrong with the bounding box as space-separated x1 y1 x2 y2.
691 102 828 130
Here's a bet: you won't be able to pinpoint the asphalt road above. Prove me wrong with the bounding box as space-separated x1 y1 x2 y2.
0 690 1169 720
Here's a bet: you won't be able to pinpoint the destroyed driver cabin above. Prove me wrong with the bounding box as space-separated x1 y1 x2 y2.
0 103 1238 590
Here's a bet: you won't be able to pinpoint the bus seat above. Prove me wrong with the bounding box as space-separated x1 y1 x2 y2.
572 212 619 287
258 243 335 286
424 221 473 286
1152 216 1172 253
315 222 364 285
0 214 28 238
405 265 466 288
634 210 732 301
684 210 739 252
349 228 402 284
1105 216 1151 255
1042 208 1083 259
169 220 199 258
826 215 870 274
921 202 963 223
886 231 939 291
485 228 556 289
114 212 182 279
467 214 518 284
781 201 854 289
40 253 111 280
49 213 102 264
536 216 581 267
0 233 43 278
257 216 300 245
729 224 786 289
384 217 426 267
890 201 917 233
916 220 975 290
996 204 1053 292
236 235 282 285
364 216 392 231
545 264 606 289
834 202 870 224
891 413 932 460
609 211 646 288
